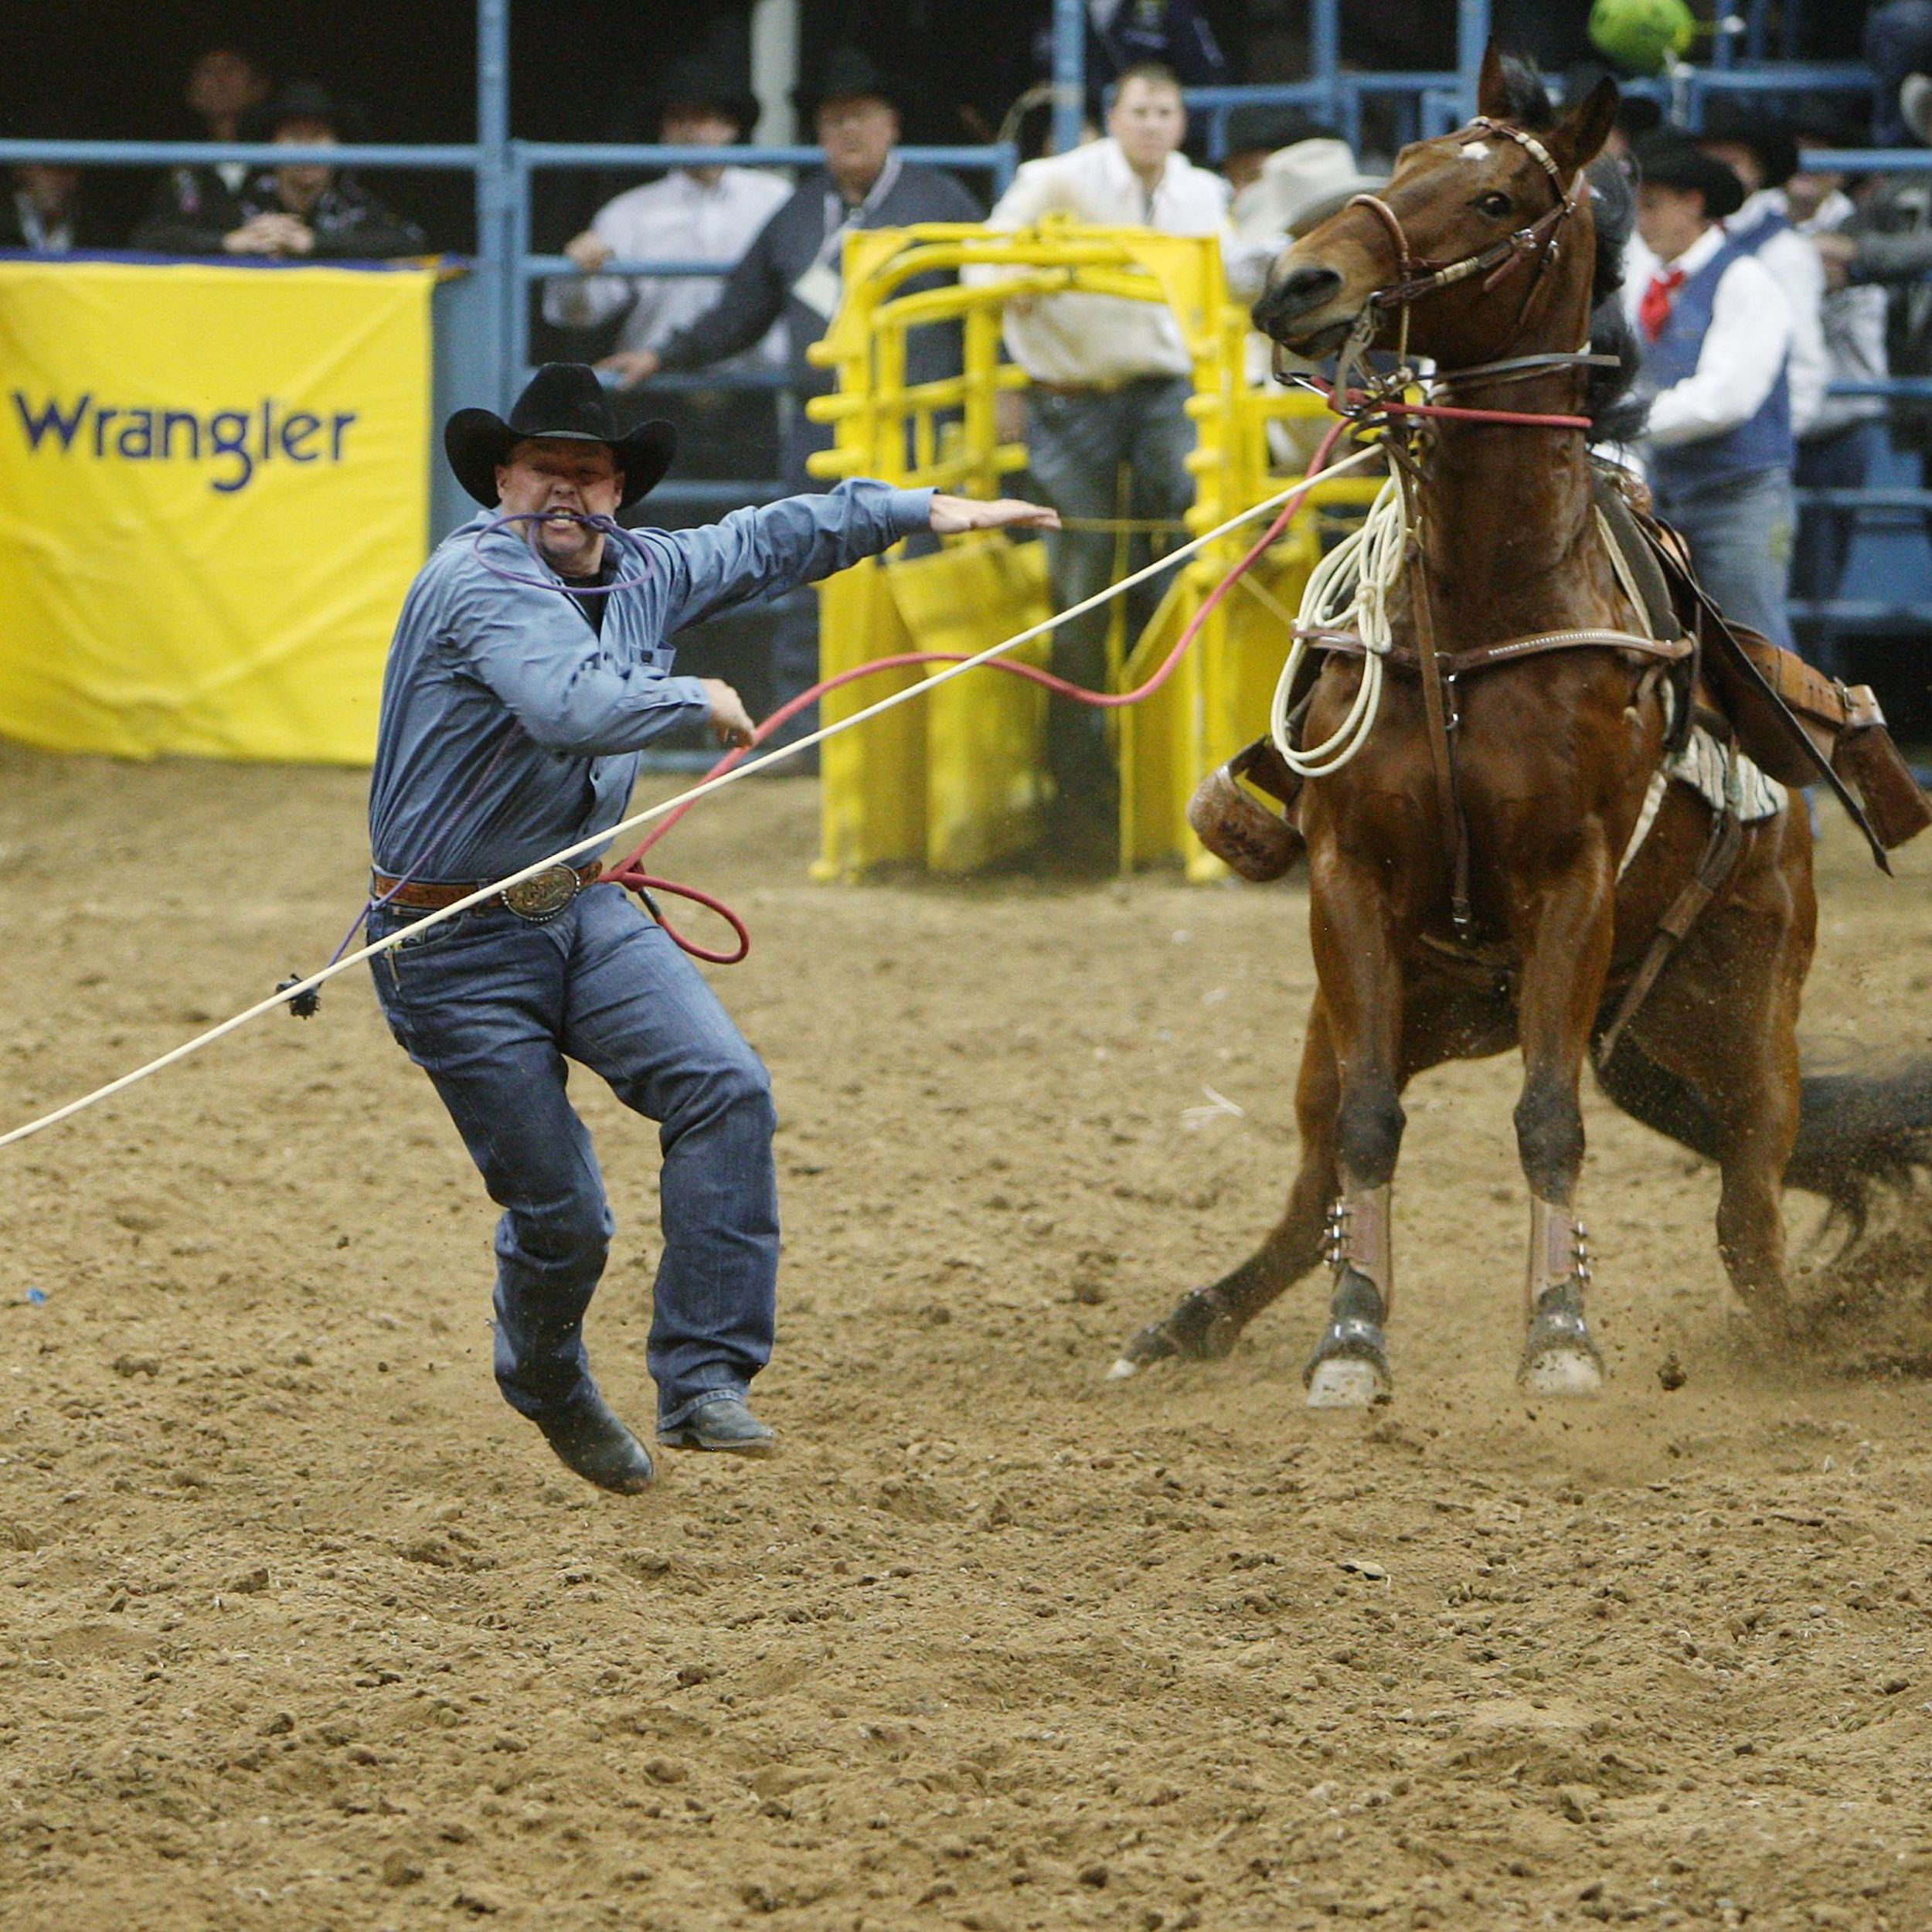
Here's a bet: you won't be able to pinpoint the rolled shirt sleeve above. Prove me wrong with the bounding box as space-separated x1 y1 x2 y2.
662 478 935 631
1645 253 1793 448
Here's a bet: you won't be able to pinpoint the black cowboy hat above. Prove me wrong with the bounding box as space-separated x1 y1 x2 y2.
444 363 677 509
794 46 910 118
1631 131 1747 220
653 53 760 138
1696 103 1801 190
250 80 369 145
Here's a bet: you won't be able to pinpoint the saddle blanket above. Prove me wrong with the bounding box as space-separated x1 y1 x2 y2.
1620 726 1785 878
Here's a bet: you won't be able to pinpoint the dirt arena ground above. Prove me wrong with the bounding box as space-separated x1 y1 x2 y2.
2 741 1931 1932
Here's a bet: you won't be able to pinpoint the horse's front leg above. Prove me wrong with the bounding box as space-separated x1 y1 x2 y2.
1509 845 1617 1394
1302 852 1409 1407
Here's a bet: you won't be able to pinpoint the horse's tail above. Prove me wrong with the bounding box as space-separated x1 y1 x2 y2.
1595 1038 1932 1243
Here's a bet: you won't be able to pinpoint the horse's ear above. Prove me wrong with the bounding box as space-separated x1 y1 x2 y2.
1476 41 1513 121
1550 75 1621 174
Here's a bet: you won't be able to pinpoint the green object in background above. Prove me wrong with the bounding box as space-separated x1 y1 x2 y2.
1589 0 1696 77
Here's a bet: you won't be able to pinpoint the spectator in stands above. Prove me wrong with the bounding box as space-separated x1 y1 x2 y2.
543 57 789 478
1 164 94 253
1695 112 1828 436
137 83 424 259
1865 1 1932 147
1626 133 1797 648
135 48 272 250
1786 131 1889 642
2 106 107 253
976 63 1262 847
1037 0 1230 109
608 49 982 740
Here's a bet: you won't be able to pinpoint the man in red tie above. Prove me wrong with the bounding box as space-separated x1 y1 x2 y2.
1623 134 1798 648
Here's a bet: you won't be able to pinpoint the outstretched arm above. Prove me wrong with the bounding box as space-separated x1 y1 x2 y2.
663 481 1058 631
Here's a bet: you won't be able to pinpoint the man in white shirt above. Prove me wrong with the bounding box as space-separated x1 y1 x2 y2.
1625 133 1798 648
1694 114 1828 436
979 62 1259 847
543 60 790 477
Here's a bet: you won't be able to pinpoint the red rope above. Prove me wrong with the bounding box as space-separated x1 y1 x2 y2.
604 420 1357 958
1307 375 1593 431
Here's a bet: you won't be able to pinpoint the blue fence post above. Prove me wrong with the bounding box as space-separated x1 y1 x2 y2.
1310 0 1340 124
1456 0 1492 119
1051 0 1085 154
475 0 515 412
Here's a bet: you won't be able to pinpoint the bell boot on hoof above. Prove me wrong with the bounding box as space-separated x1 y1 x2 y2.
1518 1278 1605 1396
658 1394 779 1456
1304 1272 1392 1410
535 1393 657 1493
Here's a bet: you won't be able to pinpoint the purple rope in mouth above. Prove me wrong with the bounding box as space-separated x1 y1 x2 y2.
471 509 657 595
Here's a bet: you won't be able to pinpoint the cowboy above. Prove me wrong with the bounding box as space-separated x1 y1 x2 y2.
1625 131 1796 649
368 364 1055 1492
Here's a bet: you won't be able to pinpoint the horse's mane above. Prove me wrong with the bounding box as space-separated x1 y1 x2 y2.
1485 53 1644 438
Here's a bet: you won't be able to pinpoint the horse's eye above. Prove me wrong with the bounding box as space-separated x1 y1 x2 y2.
1476 191 1514 219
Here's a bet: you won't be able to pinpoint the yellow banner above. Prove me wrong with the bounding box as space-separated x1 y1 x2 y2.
0 260 431 762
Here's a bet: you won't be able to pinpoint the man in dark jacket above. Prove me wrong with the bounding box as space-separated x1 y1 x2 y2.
135 83 424 259
607 50 981 731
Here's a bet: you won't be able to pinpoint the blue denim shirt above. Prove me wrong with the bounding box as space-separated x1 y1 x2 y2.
368 479 934 882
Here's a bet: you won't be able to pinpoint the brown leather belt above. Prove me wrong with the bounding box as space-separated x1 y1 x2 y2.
373 859 603 920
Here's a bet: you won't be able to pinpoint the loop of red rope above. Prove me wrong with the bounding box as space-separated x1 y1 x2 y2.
620 420 1360 961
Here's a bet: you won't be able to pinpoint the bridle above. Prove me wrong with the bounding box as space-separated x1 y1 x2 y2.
1350 119 1585 320
1283 117 1597 406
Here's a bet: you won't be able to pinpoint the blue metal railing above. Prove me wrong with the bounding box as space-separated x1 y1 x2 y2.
0 0 1924 663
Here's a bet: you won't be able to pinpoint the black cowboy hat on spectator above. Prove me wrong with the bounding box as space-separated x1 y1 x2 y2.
1696 103 1801 190
250 80 370 145
1631 130 1747 221
444 363 677 509
794 46 910 118
653 53 760 139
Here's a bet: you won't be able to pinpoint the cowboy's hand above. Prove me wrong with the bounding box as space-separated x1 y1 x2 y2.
699 678 756 750
565 230 613 272
597 348 661 390
928 493 1061 535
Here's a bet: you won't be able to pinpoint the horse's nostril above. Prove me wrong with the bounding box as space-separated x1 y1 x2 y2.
1255 264 1343 332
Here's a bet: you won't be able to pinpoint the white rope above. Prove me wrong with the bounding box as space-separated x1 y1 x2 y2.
1269 471 1407 777
0 465 1371 1154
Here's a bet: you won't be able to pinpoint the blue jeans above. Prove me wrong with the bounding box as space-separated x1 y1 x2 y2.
369 884 778 1429
1653 465 1795 650
1027 376 1197 816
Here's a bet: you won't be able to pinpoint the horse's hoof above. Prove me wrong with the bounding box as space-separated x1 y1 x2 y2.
1519 1346 1604 1396
1519 1280 1604 1396
1110 1286 1241 1379
1306 1355 1389 1408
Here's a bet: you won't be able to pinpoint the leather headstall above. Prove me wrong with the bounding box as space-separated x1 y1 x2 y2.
1346 119 1584 321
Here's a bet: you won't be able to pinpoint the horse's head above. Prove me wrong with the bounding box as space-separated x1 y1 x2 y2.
1253 49 1620 372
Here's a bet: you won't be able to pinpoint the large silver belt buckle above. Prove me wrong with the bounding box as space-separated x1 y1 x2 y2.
501 864 581 923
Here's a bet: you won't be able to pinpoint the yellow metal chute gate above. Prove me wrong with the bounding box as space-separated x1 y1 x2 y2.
804 217 1378 881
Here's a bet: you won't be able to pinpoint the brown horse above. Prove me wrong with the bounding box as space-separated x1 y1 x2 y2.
1114 53 1932 1404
